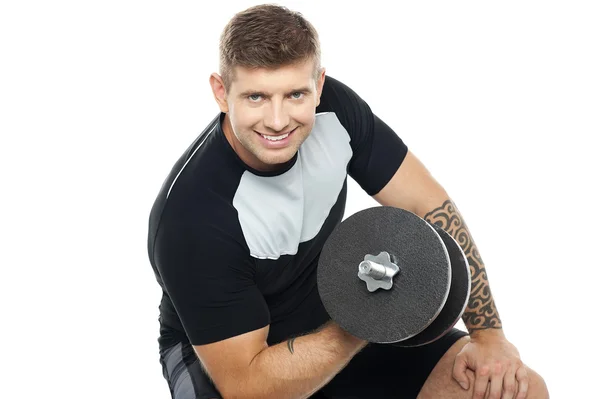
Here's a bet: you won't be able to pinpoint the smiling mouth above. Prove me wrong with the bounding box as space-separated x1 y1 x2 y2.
256 128 296 141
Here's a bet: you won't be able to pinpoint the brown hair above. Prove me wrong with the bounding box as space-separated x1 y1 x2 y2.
219 4 321 92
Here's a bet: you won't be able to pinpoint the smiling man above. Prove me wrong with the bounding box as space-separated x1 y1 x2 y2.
147 4 548 399
217 59 318 172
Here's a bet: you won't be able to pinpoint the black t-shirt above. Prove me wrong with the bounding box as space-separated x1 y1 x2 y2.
147 76 408 350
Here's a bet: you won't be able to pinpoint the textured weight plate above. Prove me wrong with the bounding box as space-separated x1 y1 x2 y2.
317 206 451 343
394 223 471 346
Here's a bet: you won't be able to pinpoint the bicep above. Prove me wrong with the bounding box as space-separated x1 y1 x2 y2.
154 219 270 346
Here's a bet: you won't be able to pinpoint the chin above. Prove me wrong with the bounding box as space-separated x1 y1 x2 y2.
259 150 297 167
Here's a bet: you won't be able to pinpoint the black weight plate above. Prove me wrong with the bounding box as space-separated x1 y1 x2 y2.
317 206 451 343
394 223 471 347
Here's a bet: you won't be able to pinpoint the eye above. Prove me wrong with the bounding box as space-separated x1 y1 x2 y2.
291 92 304 99
248 94 262 102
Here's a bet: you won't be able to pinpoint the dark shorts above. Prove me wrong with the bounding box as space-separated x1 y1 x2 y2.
159 328 468 399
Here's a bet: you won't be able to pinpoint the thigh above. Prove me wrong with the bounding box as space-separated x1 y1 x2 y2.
321 328 468 399
160 342 222 399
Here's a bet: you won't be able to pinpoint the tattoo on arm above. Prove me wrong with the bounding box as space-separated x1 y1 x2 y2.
423 199 502 331
287 337 296 354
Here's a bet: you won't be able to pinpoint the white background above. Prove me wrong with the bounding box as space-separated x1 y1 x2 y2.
1 1 598 397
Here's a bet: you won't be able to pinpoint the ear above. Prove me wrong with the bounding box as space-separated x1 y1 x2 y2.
209 73 229 113
315 67 326 107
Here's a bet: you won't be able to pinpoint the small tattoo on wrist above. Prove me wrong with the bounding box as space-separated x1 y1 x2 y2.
287 338 296 354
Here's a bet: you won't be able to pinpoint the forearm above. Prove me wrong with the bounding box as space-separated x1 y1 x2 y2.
421 199 503 334
231 322 367 399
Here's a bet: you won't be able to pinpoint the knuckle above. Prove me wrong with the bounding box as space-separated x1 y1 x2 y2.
494 362 504 375
478 366 490 376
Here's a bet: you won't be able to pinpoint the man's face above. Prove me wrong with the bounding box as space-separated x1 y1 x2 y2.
221 59 325 171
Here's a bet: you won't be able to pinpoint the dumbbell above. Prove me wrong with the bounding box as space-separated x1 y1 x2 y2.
317 206 470 347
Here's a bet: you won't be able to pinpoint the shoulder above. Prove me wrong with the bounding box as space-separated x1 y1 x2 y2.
316 75 374 137
318 75 367 112
149 114 246 251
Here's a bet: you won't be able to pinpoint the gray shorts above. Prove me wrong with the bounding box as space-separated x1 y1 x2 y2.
159 328 467 399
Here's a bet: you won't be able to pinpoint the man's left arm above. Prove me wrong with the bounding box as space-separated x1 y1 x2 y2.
373 150 501 333
373 150 528 398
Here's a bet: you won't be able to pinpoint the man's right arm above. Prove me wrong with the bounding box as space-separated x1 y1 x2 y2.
195 321 367 399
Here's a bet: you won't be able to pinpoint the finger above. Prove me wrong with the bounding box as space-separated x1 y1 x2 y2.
488 362 504 399
515 366 529 399
452 354 470 390
473 365 490 399
501 365 517 399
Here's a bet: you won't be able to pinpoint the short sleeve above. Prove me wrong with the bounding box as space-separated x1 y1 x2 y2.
317 76 408 195
153 209 270 346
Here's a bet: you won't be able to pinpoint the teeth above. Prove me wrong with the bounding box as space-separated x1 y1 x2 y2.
262 133 289 141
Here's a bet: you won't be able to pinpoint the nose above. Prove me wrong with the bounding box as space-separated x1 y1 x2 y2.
263 101 290 132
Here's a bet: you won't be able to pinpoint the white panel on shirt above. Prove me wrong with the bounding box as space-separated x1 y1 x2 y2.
233 112 353 260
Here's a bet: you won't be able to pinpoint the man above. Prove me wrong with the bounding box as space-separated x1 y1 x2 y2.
147 4 548 398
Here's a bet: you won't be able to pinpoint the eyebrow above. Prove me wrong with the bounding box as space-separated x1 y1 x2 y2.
238 87 313 98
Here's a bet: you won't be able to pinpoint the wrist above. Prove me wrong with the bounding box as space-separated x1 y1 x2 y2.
469 328 505 340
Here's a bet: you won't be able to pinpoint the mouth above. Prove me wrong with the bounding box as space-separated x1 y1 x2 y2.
255 128 297 147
